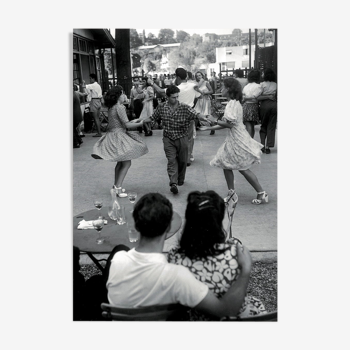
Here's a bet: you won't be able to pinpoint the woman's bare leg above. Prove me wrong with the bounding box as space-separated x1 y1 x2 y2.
239 169 264 198
244 121 255 138
223 169 235 190
115 160 131 188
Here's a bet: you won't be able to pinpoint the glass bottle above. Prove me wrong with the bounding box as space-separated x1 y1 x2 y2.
108 188 120 221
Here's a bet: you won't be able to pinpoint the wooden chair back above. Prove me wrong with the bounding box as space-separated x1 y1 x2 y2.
221 311 278 322
101 303 189 321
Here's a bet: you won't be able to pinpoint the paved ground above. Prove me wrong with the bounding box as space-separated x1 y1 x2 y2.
73 125 277 263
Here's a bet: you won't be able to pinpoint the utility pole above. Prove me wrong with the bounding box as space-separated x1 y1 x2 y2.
115 29 132 96
249 29 251 69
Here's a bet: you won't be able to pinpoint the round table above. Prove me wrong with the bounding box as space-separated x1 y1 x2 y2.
73 203 182 254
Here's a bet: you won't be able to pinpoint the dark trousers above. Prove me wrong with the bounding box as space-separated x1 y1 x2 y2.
73 122 82 146
163 136 188 186
259 100 277 148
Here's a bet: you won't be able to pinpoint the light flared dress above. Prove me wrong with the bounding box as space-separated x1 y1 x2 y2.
139 86 154 120
195 85 212 126
91 103 148 162
210 99 263 171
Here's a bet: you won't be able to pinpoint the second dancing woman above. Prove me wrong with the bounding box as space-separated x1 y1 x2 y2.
200 78 268 205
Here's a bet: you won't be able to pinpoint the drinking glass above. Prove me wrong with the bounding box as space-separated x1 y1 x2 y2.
128 192 137 213
116 206 126 225
93 218 105 244
127 222 139 243
94 200 103 217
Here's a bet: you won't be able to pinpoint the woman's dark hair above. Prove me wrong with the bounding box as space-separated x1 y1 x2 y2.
187 71 193 80
103 85 123 109
133 193 173 238
142 77 152 87
178 191 226 259
247 69 260 84
166 84 180 97
223 78 242 102
263 68 276 82
195 71 204 82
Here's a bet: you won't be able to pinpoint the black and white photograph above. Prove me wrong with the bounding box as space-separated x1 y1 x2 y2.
72 28 278 322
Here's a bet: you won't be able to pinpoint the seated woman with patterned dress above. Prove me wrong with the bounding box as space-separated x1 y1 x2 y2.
167 190 267 321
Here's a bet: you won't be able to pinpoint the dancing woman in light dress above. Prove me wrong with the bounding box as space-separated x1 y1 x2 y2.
200 78 268 205
139 78 154 136
91 86 148 198
194 71 214 135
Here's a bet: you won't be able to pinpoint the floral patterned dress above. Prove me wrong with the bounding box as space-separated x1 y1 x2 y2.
210 99 263 171
167 238 266 321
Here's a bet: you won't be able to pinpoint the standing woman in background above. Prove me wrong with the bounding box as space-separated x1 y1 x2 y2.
130 80 145 133
257 68 277 154
242 70 262 138
139 78 154 136
194 71 214 135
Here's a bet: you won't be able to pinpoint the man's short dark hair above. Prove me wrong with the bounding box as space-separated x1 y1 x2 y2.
89 73 97 81
166 85 180 97
133 193 173 238
175 68 187 80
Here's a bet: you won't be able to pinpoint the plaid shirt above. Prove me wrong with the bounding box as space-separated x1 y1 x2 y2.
150 102 199 140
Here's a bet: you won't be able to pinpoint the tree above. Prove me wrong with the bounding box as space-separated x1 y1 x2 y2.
130 29 143 49
176 30 190 43
232 29 242 37
147 32 159 45
158 29 176 44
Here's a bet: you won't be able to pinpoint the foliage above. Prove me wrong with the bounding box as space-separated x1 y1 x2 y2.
147 32 160 45
130 29 274 75
130 29 143 49
158 29 176 44
176 30 190 43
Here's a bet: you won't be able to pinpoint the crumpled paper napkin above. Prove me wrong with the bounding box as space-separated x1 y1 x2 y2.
77 219 108 230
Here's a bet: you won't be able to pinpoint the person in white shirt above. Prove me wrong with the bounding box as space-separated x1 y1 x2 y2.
106 192 253 320
149 67 201 166
85 73 103 137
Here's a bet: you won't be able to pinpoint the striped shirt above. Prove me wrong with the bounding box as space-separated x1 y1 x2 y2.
150 102 199 140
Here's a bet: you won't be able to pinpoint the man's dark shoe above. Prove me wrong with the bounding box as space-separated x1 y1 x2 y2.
178 181 184 186
187 163 191 166
265 148 271 154
170 184 178 194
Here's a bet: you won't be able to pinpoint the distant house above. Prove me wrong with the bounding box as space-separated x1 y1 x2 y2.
203 33 234 42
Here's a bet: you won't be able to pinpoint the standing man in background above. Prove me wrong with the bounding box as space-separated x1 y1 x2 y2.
85 73 102 137
209 72 218 95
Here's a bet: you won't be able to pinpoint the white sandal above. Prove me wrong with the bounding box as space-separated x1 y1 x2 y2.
113 186 128 198
252 191 268 205
224 189 238 204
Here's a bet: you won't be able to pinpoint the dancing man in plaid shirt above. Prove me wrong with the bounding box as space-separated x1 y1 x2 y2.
138 85 212 194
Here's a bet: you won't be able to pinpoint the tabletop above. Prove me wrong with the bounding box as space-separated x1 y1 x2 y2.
73 201 182 254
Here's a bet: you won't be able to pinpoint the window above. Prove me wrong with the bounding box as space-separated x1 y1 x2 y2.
73 54 80 83
243 48 248 55
242 60 249 68
79 39 87 52
226 50 232 55
73 37 78 51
